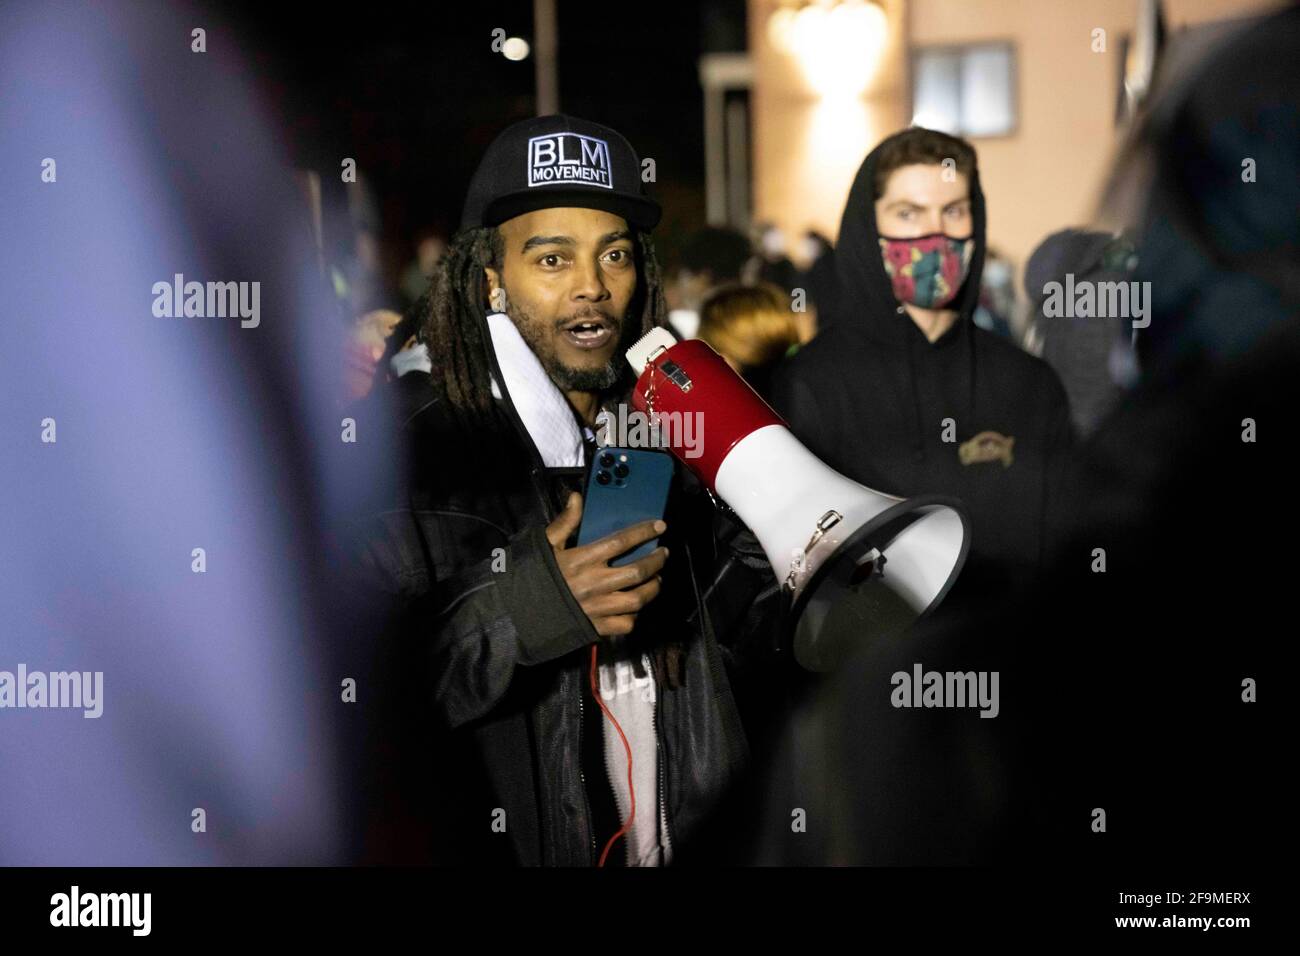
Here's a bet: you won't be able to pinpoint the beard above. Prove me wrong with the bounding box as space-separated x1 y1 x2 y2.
505 298 630 393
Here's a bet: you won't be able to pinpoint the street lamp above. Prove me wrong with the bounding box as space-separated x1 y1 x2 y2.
768 0 888 97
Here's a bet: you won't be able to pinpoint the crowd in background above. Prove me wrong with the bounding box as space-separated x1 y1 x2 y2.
334 197 1141 443
339 217 844 404
3 0 1288 873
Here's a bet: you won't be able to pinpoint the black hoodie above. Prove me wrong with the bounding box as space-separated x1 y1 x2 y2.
746 7 1298 869
768 134 1075 605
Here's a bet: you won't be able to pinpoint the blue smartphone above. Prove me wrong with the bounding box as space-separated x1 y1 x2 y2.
575 447 674 567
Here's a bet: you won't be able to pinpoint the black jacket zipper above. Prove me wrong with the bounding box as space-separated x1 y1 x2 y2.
484 331 688 866
577 673 597 864
647 651 675 858
482 333 603 866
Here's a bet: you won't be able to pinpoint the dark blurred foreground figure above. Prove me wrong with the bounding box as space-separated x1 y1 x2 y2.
0 0 375 864
733 4 1294 867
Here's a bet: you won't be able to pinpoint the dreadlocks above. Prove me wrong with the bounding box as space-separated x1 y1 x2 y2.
414 224 669 433
414 222 685 688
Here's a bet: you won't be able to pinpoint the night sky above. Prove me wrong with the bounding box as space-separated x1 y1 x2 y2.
221 1 741 284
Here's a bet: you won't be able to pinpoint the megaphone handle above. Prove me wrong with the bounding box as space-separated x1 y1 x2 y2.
643 360 661 426
785 510 844 591
644 357 738 526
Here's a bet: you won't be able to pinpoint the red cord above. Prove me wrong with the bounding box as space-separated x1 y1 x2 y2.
589 644 635 867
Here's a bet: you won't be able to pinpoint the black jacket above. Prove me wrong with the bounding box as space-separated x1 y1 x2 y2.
337 353 779 866
769 138 1075 607
748 6 1300 865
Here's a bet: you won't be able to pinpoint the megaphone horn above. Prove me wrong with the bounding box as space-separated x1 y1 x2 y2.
625 327 971 672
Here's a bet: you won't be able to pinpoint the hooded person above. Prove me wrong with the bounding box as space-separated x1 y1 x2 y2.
744 5 1298 871
339 114 780 867
768 127 1075 611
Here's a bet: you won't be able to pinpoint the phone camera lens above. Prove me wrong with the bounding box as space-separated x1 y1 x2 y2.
613 463 629 479
595 470 611 485
598 452 615 468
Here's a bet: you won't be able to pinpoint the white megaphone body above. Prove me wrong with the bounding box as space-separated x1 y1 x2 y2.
625 328 971 672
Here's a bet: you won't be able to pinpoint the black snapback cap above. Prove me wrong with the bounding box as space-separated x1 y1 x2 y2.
460 114 661 231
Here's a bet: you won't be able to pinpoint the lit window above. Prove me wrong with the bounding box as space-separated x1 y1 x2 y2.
911 43 1016 137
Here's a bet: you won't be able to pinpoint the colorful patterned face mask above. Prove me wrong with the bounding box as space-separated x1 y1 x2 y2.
878 233 975 309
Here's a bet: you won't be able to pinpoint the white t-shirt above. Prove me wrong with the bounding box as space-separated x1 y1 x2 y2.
597 649 672 867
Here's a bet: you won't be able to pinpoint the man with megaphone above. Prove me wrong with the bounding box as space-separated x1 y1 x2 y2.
344 114 786 869
346 114 988 869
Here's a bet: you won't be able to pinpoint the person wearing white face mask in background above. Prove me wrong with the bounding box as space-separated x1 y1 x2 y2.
769 127 1075 616
746 221 800 295
974 247 1015 340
